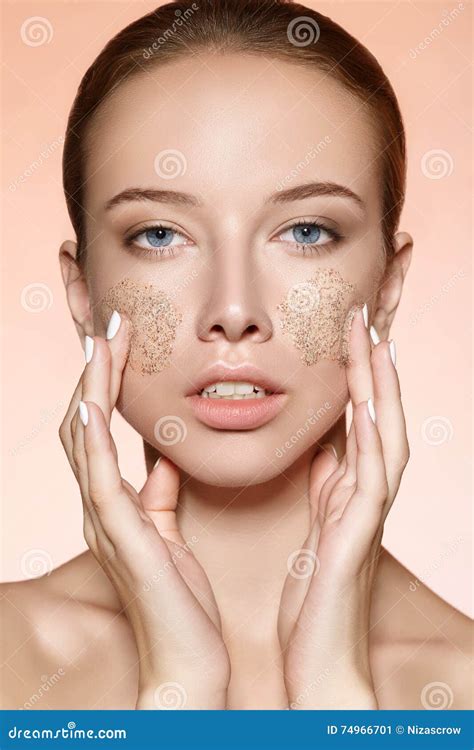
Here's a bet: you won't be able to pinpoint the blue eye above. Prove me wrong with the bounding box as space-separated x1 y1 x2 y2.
145 227 175 247
277 220 342 255
291 223 321 244
124 223 190 256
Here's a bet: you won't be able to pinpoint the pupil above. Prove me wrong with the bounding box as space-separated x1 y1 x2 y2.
146 227 172 247
294 224 320 243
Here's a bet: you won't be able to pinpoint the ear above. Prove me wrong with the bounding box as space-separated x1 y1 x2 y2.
372 231 413 340
58 240 94 348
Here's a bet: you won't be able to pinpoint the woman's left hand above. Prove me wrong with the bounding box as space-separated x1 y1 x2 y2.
278 306 409 709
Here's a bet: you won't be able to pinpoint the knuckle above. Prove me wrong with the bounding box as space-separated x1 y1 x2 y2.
58 422 68 446
88 487 109 510
83 521 96 550
72 441 85 466
401 443 410 466
373 480 389 502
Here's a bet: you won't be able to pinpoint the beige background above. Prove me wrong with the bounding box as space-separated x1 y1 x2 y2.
1 1 472 616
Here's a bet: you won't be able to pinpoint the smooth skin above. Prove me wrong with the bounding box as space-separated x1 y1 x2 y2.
1 52 472 710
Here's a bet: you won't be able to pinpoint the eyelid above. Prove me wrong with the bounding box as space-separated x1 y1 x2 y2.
273 217 343 244
124 221 194 248
273 215 340 235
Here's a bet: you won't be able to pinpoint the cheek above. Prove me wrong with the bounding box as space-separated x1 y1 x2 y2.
98 277 182 375
277 268 362 367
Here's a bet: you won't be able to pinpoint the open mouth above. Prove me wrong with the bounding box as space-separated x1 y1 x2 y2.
199 381 272 399
186 366 287 430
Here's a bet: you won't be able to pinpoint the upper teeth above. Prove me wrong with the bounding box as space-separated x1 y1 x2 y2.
200 381 268 398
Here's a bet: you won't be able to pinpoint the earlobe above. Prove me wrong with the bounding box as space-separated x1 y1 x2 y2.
58 240 94 343
372 231 413 340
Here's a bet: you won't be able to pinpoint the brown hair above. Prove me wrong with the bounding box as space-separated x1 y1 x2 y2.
62 0 406 266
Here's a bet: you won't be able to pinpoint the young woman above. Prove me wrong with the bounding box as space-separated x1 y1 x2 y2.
1 0 472 710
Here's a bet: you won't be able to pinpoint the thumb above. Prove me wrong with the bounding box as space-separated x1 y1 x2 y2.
139 456 184 545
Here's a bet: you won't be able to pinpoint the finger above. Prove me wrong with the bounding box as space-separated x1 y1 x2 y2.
59 371 87 478
346 305 374 406
81 400 145 541
101 310 132 409
343 400 388 541
59 311 130 475
371 339 409 508
342 416 357 484
308 444 340 525
81 337 113 424
73 403 100 552
140 456 186 546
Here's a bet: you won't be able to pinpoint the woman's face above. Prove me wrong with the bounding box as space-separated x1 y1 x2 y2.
82 53 387 485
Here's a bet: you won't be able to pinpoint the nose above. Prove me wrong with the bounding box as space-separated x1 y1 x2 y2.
197 243 273 344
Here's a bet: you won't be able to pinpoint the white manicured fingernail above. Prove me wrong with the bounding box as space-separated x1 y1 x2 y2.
106 310 121 340
84 335 94 363
362 303 369 328
367 397 376 424
369 325 380 345
79 401 89 426
389 339 396 366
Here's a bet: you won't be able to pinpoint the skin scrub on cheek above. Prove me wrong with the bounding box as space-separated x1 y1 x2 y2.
277 268 362 367
99 277 183 375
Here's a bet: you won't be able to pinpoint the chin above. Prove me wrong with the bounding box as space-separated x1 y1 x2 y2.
152 412 336 488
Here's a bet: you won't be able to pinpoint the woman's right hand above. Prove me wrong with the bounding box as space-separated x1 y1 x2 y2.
59 311 230 709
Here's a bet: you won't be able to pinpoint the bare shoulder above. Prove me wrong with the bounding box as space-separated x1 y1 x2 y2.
0 552 136 709
371 548 473 709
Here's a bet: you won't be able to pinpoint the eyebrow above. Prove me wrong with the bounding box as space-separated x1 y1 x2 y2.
104 188 202 211
104 181 364 213
268 181 365 211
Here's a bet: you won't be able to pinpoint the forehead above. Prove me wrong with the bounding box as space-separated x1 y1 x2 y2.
85 53 380 211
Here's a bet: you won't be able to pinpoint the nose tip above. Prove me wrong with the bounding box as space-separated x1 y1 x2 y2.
198 302 272 344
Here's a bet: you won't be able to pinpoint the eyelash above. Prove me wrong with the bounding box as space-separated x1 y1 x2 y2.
123 222 183 258
123 219 344 258
279 219 344 256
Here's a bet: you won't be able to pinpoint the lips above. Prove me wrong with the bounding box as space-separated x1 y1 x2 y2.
185 363 287 430
185 363 284 397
